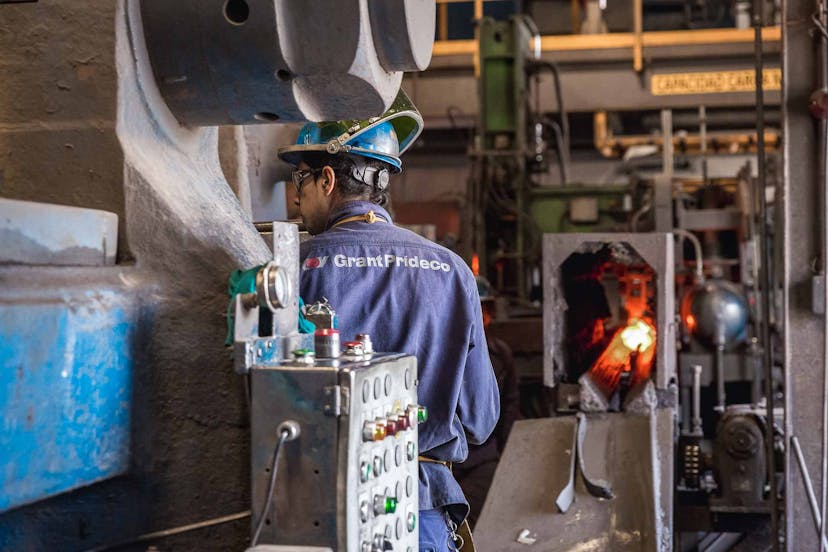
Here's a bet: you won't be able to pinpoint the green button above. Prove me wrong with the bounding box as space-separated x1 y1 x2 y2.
385 497 398 514
292 348 314 357
417 405 428 423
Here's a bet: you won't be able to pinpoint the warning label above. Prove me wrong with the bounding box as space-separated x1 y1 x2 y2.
651 68 781 96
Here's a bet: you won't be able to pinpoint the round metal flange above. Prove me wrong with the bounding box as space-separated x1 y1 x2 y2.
255 261 291 312
139 0 428 125
368 0 435 72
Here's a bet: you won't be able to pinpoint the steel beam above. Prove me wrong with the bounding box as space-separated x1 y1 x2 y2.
783 1 824 550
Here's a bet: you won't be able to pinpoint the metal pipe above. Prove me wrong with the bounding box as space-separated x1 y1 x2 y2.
692 364 703 435
822 110 828 552
793 435 828 549
680 385 692 434
630 199 653 232
753 0 778 546
700 106 709 185
633 0 643 72
750 338 763 406
715 344 726 412
521 14 541 60
82 511 252 552
661 109 674 177
815 4 828 551
674 228 705 283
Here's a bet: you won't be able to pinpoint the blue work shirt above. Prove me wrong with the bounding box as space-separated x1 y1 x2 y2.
299 200 500 521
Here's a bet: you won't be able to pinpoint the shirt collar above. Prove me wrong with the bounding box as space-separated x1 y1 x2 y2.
325 200 393 231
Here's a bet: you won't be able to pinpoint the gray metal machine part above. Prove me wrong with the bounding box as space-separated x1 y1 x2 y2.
474 232 676 551
250 354 419 551
475 415 673 551
139 0 435 125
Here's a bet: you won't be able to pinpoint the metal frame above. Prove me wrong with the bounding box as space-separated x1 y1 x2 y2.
250 354 419 551
542 232 676 390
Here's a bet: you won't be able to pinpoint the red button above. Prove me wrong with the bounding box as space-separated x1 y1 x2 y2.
385 420 398 436
397 414 409 431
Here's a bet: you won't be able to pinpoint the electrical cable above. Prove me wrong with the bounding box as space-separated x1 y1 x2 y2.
251 429 289 546
543 117 570 185
484 161 542 258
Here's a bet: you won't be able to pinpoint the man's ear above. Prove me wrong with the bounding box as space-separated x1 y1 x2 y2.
321 165 336 197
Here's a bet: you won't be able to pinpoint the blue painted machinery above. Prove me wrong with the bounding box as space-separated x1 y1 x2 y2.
0 199 143 514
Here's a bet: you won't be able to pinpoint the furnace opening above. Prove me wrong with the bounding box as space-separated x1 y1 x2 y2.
561 242 657 402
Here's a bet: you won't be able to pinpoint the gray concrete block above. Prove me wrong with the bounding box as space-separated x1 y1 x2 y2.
0 197 118 266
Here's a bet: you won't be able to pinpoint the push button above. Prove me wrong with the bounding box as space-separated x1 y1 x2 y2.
406 440 416 461
373 493 398 515
360 461 372 482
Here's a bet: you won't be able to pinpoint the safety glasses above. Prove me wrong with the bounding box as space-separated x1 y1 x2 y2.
291 168 321 195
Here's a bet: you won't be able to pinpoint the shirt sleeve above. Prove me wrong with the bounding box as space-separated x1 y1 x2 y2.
456 282 501 446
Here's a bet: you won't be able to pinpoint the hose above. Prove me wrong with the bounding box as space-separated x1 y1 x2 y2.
543 117 569 185
528 60 570 159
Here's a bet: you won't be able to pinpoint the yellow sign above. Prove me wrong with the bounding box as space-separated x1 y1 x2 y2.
651 68 781 96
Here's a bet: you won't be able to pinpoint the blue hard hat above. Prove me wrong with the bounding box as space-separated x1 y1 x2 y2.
285 121 402 172
278 89 423 175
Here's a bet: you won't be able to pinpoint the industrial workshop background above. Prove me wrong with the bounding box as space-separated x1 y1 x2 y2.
2 1 828 551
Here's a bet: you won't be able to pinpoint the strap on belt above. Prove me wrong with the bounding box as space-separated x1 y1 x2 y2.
417 455 475 551
418 455 452 471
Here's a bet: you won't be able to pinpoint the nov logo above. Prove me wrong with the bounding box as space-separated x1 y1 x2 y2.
303 256 329 270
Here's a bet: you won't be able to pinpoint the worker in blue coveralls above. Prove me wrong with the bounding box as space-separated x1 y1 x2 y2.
278 90 500 552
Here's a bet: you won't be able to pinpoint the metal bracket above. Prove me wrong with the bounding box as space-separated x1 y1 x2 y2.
323 386 350 417
576 413 614 500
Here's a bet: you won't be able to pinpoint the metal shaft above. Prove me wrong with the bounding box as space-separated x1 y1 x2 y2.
793 435 828 549
821 113 828 552
692 364 703 435
816 4 828 550
753 0 779 546
700 106 708 185
715 345 726 412
661 109 674 177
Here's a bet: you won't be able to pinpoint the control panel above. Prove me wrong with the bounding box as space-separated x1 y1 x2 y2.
250 351 421 551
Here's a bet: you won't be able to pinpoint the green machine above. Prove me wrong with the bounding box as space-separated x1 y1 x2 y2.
468 16 633 299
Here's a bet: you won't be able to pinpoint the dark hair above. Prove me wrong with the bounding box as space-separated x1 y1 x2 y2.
304 153 391 207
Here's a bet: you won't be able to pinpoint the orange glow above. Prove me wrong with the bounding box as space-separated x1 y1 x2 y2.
589 317 656 397
620 318 655 351
471 253 480 276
